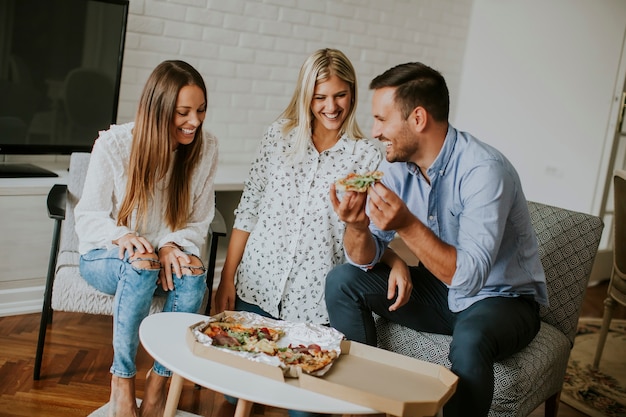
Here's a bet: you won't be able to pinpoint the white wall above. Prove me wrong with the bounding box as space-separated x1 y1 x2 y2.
118 0 473 166
453 0 626 215
120 0 626 217
0 0 476 316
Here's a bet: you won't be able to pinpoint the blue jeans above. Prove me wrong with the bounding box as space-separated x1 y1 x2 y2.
80 247 207 378
325 263 541 417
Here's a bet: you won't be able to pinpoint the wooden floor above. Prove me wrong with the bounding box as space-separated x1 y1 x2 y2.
1 281 625 417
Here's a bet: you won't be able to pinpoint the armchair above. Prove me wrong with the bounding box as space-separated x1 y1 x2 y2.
34 152 227 380
375 201 604 416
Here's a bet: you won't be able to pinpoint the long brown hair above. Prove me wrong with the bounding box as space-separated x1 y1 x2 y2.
117 60 207 231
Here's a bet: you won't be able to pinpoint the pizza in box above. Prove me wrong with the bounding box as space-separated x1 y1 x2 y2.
190 311 343 377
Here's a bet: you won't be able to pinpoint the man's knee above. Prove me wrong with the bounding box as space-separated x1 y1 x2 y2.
326 264 353 290
449 325 493 370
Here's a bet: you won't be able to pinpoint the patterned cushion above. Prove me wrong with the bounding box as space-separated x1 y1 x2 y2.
529 202 603 344
374 201 603 416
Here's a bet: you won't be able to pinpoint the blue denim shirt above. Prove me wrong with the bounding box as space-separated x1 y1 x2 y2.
351 125 548 312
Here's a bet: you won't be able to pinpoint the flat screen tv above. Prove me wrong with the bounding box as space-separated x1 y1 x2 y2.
0 0 128 177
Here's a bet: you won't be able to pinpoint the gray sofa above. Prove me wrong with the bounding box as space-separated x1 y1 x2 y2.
375 201 604 417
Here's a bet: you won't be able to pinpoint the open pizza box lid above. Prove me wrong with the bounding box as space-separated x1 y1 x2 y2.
298 340 458 417
186 311 458 416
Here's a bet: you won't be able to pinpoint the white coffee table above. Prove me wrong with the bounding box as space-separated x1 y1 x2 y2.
139 312 382 417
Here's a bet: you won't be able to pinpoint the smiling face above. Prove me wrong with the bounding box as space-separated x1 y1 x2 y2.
371 87 420 163
170 84 206 148
310 74 352 136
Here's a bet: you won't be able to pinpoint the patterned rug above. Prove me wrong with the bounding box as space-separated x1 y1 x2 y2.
562 318 626 417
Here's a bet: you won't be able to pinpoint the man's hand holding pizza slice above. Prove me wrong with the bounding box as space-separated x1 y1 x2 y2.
330 171 383 233
329 171 385 265
330 172 414 313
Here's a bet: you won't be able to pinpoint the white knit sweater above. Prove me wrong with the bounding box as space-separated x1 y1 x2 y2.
74 122 218 257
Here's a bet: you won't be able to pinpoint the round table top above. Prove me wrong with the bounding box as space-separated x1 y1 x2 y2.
139 311 379 414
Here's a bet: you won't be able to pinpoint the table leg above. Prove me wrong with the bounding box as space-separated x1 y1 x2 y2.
234 399 254 417
164 373 185 417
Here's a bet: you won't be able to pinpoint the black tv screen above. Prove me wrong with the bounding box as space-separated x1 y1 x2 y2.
0 0 128 162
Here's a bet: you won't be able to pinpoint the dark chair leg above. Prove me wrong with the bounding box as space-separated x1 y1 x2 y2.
203 208 227 316
204 233 221 316
34 218 62 380
544 391 560 417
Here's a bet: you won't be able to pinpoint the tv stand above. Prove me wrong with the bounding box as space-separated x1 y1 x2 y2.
0 163 58 178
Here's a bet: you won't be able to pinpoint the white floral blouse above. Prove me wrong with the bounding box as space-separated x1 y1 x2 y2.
234 119 383 324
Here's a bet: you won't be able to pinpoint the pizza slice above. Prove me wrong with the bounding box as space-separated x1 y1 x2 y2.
203 321 284 354
277 343 338 374
335 170 384 192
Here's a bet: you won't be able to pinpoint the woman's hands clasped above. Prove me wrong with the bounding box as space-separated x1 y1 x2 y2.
112 233 191 291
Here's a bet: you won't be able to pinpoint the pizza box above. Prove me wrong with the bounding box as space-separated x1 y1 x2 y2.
298 340 458 417
186 312 458 416
186 313 287 382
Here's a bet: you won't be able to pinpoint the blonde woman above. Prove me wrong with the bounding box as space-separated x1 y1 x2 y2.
215 48 382 328
75 60 218 417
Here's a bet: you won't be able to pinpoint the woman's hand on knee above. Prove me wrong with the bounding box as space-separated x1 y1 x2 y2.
113 233 154 259
157 243 192 291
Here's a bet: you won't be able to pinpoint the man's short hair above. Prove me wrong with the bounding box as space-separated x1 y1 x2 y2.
369 62 449 122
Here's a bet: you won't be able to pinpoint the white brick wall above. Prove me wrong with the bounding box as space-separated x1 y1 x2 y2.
119 0 473 165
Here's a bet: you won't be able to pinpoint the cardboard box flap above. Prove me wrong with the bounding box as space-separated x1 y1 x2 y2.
341 339 458 387
298 340 458 417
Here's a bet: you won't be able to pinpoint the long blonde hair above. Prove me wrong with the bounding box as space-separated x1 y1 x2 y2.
117 60 207 232
279 48 363 158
